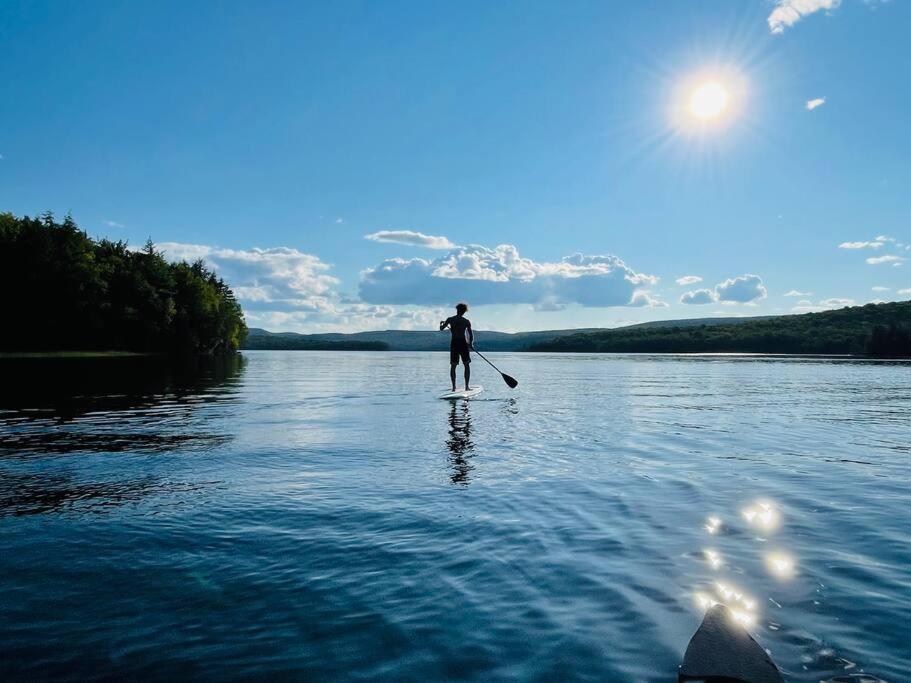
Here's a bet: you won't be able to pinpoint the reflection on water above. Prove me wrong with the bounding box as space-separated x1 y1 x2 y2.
0 355 245 457
0 354 245 421
0 352 908 682
0 470 215 517
0 355 244 517
446 401 474 485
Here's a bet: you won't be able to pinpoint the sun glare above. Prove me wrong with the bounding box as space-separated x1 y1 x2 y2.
689 81 729 120
669 67 746 135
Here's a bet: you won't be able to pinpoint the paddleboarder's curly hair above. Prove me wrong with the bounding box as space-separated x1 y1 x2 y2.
456 302 469 315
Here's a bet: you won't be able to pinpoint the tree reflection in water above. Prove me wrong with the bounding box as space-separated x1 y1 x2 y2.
0 355 245 516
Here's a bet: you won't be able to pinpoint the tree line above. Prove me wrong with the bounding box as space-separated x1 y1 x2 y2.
0 212 247 354
528 301 911 357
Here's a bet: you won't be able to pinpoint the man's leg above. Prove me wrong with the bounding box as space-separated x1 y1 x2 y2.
450 363 457 391
464 362 470 390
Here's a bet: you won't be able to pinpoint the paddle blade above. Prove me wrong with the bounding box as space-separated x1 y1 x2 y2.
502 373 518 388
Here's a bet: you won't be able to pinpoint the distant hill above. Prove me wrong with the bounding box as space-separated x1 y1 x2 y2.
242 327 605 351
242 304 911 356
629 316 778 329
243 329 389 351
528 302 911 356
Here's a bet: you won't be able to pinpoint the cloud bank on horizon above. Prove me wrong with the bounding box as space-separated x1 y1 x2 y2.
359 244 663 310
148 229 858 333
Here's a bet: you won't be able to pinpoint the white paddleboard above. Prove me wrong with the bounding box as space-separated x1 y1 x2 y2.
439 385 484 400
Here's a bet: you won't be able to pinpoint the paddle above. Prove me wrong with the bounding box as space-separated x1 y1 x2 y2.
471 346 518 388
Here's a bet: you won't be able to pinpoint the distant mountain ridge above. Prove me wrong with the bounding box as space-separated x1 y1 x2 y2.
242 315 785 351
529 301 911 356
243 327 605 351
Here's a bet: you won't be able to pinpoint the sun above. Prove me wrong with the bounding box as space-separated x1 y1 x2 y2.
689 81 730 120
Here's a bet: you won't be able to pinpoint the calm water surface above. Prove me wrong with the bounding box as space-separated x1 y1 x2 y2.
1 351 909 681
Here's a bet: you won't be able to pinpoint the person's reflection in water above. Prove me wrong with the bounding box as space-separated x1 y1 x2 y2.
446 401 475 485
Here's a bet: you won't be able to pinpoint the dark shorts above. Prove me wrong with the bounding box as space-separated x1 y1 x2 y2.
450 341 471 365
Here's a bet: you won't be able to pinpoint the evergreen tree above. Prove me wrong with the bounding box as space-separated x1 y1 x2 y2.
0 212 247 354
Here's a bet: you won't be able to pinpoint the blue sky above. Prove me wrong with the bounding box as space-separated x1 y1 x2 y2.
2 0 909 332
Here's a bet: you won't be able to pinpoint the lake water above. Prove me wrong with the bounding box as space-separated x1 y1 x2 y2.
1 351 909 682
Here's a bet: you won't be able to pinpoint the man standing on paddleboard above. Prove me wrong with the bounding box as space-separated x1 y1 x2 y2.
440 302 474 392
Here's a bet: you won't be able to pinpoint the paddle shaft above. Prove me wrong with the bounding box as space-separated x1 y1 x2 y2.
472 347 504 375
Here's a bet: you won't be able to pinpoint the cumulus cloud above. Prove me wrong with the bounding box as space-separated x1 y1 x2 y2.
680 289 717 305
244 305 439 334
715 274 768 303
898 288 911 296
365 230 457 250
631 291 669 308
768 0 840 34
679 274 768 305
358 244 658 309
157 243 339 312
866 254 905 265
784 289 813 297
675 275 703 286
806 97 826 110
791 296 855 313
872 286 890 292
155 242 456 332
839 240 884 249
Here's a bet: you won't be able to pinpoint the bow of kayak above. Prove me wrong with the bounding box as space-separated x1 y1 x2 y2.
678 604 783 683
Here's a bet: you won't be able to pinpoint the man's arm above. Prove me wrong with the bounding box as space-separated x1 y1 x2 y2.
467 320 474 346
439 317 450 331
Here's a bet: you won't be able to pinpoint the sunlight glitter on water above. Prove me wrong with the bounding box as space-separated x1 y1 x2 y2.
2 352 910 682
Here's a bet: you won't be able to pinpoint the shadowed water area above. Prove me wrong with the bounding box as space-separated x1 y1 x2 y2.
1 351 909 681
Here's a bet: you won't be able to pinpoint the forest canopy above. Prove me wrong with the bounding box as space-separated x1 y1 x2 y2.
528 301 911 356
0 212 246 354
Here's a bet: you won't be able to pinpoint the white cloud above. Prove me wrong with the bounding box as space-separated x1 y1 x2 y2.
867 255 905 265
679 274 768 305
156 242 449 333
898 288 911 295
872 286 890 292
104 220 125 229
839 240 884 249
784 289 813 297
675 275 703 286
365 230 458 250
768 0 840 34
359 244 657 308
715 274 768 303
806 97 826 110
680 289 717 305
631 291 669 308
244 305 439 334
157 243 340 313
791 296 855 313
